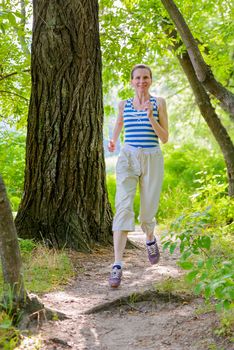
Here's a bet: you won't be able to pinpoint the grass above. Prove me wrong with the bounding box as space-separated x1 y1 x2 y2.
155 276 194 296
23 245 74 293
0 240 75 294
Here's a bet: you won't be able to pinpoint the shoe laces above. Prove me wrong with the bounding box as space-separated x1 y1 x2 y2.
111 268 122 279
147 242 158 256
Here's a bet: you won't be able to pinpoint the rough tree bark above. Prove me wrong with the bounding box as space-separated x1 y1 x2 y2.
161 0 234 119
0 176 25 303
15 0 113 251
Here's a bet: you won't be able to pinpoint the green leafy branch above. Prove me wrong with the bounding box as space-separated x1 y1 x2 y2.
162 207 234 310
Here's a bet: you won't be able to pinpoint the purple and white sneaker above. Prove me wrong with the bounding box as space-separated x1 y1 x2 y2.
109 266 122 288
147 238 160 265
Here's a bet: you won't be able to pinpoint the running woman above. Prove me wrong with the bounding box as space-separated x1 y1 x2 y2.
108 64 169 288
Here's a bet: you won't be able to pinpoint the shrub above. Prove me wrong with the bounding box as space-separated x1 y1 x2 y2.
162 173 234 310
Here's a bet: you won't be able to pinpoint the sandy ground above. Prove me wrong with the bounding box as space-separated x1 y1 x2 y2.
18 228 233 350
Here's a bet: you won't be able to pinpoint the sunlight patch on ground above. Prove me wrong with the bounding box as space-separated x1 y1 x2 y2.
15 334 42 349
150 265 181 277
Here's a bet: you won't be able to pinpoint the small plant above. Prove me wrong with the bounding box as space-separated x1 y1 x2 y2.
18 238 37 256
214 310 234 338
162 208 234 309
129 292 139 304
161 172 234 311
155 276 193 296
0 311 21 350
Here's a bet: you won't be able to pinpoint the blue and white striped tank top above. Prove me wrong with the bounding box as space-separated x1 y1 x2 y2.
123 96 159 148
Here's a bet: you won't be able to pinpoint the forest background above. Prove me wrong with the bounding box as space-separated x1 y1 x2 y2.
0 0 234 347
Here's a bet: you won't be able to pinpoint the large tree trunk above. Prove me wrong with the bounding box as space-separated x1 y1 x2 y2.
0 176 25 303
161 0 234 119
15 0 113 251
177 51 234 196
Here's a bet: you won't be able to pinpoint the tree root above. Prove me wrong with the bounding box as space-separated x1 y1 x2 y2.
83 288 192 315
17 294 68 330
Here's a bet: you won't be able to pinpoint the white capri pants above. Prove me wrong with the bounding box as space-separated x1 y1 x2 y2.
112 144 164 234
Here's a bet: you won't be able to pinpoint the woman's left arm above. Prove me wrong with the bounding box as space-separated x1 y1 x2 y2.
147 97 169 144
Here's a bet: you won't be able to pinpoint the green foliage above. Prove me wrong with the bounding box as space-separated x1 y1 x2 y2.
0 285 22 350
18 238 37 255
0 311 20 350
100 0 234 151
215 310 234 338
0 0 32 127
100 0 234 97
106 173 116 210
157 143 225 222
162 172 234 310
0 131 25 211
175 0 234 87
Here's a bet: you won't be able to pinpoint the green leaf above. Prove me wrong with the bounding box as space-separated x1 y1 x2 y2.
228 289 234 300
205 258 214 269
179 261 194 270
200 272 208 281
0 23 5 34
186 270 199 282
181 251 191 260
162 241 170 251
180 241 185 253
5 12 17 26
223 300 231 310
197 260 204 268
200 236 211 250
214 286 224 299
204 285 211 299
0 318 12 329
194 282 204 295
169 242 177 254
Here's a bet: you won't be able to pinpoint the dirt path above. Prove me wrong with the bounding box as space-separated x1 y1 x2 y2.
19 228 232 350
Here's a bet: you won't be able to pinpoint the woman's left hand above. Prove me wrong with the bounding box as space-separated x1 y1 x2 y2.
144 100 153 115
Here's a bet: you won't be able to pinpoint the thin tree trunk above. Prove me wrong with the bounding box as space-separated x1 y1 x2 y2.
161 0 234 118
0 176 25 303
177 51 234 196
15 0 113 251
0 177 69 325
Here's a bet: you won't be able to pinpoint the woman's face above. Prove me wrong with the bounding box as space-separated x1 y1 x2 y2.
131 68 152 94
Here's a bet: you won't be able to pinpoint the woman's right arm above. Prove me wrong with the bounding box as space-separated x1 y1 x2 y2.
108 100 125 152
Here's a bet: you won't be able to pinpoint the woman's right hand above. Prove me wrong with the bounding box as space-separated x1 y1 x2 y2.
108 139 116 152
